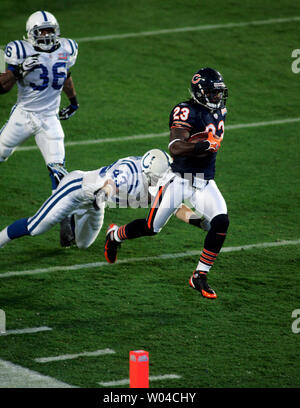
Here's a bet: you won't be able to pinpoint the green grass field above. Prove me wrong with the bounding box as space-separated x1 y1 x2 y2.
0 0 300 390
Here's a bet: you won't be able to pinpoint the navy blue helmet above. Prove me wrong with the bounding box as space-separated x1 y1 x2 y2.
190 67 228 111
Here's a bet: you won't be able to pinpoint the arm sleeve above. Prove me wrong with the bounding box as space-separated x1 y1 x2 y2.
66 39 78 69
4 41 25 66
169 103 196 132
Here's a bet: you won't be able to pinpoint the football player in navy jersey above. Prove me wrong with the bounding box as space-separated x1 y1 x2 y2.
105 68 230 300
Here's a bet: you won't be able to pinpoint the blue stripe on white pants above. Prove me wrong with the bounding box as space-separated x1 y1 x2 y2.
27 180 83 236
27 177 83 227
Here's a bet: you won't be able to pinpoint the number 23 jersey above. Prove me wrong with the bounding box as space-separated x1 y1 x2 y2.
169 99 227 180
4 38 78 114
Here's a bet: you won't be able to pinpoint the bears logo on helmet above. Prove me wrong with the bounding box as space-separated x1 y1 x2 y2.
190 67 228 111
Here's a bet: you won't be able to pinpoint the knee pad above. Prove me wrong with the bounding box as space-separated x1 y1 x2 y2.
210 213 229 233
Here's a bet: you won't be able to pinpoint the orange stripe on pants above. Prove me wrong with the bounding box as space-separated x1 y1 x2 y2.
147 185 165 230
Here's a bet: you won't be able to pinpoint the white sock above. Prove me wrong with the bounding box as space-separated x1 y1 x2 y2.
196 261 210 273
113 228 122 243
0 228 11 248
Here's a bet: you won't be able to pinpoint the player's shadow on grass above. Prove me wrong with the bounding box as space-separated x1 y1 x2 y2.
0 246 80 271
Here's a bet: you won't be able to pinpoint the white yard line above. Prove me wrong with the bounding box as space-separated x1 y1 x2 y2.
98 374 181 387
15 117 300 152
0 239 299 279
0 358 76 388
74 16 300 42
1 16 299 49
220 239 300 252
34 348 115 363
0 326 52 336
17 131 170 152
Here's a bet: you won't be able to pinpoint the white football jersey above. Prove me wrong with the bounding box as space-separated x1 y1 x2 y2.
82 156 149 207
4 38 78 114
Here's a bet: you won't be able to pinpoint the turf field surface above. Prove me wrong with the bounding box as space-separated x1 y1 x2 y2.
0 0 299 390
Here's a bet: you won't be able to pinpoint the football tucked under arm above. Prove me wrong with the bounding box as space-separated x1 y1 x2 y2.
169 127 203 157
188 130 222 153
169 127 221 157
187 131 209 143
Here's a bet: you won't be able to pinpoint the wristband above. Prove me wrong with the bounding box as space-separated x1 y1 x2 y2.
69 96 78 107
8 65 21 80
194 140 210 154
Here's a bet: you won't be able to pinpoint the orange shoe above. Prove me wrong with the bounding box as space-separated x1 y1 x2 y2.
189 271 217 299
104 224 121 263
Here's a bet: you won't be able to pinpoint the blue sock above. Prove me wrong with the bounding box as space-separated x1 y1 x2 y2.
7 218 30 240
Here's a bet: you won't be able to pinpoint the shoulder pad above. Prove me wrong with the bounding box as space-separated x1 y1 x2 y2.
179 101 190 107
4 40 33 64
171 100 193 111
59 38 78 57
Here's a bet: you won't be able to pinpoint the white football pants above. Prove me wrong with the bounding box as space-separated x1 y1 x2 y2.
26 171 105 249
0 104 65 165
148 174 227 233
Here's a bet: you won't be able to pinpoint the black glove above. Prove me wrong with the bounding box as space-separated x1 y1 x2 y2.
59 97 79 120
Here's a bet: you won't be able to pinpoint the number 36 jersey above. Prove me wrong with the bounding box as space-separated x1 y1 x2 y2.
4 38 78 114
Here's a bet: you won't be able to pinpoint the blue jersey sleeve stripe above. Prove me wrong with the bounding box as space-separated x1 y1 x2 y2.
120 161 138 194
121 161 138 176
41 11 48 21
68 39 75 55
122 159 138 173
71 39 78 50
19 41 27 59
13 41 20 59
